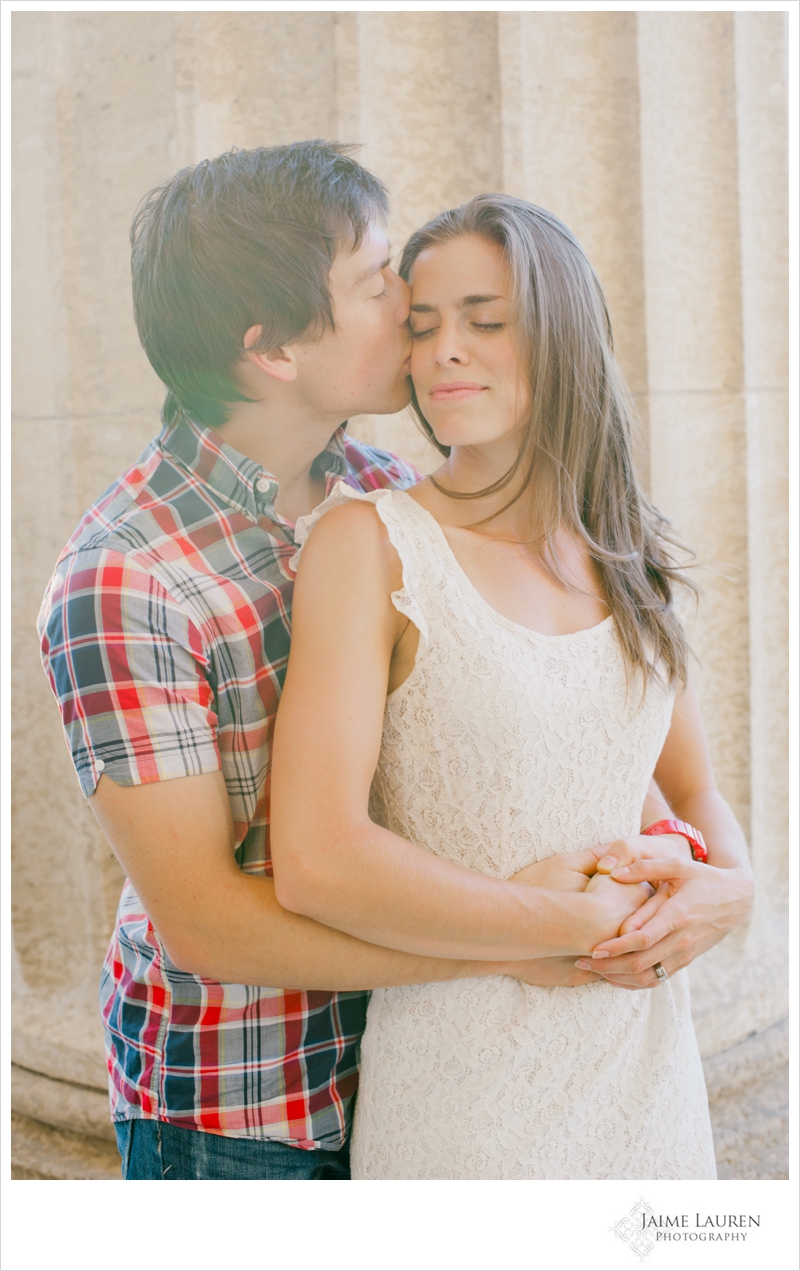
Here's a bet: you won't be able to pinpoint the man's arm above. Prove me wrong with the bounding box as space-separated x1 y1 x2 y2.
90 770 526 990
269 500 649 961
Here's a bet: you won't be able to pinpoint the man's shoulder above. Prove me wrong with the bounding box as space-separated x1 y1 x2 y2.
52 426 236 578
341 433 421 493
39 435 207 634
37 430 221 660
56 435 173 563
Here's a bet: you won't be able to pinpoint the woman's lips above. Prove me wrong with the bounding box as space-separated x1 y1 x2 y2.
428 382 487 402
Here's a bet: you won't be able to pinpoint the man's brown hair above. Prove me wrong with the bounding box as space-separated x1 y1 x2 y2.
131 141 389 428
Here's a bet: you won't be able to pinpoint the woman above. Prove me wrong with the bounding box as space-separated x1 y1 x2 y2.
272 196 747 1179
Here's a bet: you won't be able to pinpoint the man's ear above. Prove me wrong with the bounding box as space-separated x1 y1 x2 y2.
242 324 298 384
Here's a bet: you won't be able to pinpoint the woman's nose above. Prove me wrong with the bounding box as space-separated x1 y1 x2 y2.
434 323 468 366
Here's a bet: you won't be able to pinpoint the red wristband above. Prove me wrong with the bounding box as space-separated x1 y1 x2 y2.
642 819 708 863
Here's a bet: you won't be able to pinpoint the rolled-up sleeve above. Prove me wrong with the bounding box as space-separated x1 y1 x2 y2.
38 546 221 796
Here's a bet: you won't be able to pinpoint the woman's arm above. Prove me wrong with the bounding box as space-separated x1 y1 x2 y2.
576 678 755 983
270 500 649 961
90 769 555 991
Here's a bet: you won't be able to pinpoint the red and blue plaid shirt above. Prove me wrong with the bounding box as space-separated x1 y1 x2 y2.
38 411 418 1148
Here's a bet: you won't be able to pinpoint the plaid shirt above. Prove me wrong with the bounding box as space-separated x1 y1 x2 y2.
38 411 418 1148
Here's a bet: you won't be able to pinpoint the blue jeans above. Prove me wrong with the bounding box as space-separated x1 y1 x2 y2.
115 1118 351 1180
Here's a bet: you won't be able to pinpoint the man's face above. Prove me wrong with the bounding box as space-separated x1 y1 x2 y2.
294 224 412 419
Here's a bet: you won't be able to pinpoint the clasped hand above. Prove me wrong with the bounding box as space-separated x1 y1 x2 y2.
507 834 752 990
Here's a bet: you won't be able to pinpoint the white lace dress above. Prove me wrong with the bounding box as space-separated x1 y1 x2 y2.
294 483 716 1181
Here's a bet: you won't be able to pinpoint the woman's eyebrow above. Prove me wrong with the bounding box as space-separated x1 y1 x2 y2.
410 294 504 314
459 293 503 307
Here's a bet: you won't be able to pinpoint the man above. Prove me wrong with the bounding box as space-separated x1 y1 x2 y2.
39 141 752 1180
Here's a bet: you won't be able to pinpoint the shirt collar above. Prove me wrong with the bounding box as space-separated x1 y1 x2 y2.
161 410 350 520
314 425 349 490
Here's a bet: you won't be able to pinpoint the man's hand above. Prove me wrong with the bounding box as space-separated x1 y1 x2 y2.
594 833 692 875
509 832 691 896
589 832 692 930
573 858 755 989
510 849 599 894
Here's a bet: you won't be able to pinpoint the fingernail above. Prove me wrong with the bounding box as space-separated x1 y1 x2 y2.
597 855 617 871
592 951 610 959
574 961 591 970
611 866 630 877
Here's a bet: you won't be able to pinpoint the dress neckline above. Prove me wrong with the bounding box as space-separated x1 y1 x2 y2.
395 490 615 645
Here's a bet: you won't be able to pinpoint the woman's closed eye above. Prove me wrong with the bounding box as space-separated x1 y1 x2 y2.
410 321 506 339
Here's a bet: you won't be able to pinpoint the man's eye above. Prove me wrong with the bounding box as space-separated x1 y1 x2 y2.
410 327 437 340
473 322 504 332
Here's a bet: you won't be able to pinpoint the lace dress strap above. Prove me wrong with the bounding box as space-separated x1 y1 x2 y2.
292 480 429 659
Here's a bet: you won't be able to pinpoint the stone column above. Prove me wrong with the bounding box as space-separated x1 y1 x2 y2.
498 11 650 476
12 10 176 1179
637 11 788 1053
338 10 503 468
734 12 789 910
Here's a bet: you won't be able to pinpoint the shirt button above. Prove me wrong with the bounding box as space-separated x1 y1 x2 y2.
95 758 106 772
255 478 272 494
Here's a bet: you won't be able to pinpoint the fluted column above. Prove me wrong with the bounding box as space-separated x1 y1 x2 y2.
12 9 172 1106
637 12 788 1051
498 12 649 476
734 12 789 908
637 12 749 824
337 10 503 467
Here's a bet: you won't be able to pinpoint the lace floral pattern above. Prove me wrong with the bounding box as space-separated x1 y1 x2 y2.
295 485 716 1180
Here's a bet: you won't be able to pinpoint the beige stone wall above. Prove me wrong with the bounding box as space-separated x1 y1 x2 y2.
11 12 788 1177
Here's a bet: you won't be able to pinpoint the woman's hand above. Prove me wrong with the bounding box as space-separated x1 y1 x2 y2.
573 858 754 988
579 871 653 951
507 852 639 983
511 850 653 955
587 834 690 928
573 684 756 990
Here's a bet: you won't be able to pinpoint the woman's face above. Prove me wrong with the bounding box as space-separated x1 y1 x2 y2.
408 234 531 450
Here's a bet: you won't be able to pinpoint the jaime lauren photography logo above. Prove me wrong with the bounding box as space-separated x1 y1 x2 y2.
611 1197 762 1262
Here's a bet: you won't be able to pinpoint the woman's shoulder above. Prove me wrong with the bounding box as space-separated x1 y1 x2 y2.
291 481 420 570
292 483 418 587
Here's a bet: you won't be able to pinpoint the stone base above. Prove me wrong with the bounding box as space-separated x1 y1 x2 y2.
703 1015 789 1180
11 1113 121 1180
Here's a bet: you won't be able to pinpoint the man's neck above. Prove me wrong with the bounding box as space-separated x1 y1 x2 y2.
216 397 342 521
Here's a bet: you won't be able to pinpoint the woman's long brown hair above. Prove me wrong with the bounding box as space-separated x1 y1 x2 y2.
400 194 698 692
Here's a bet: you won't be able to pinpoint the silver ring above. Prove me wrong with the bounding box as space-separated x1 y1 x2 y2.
654 962 668 984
